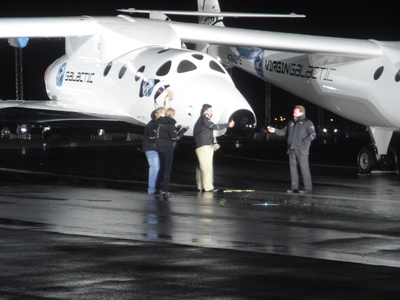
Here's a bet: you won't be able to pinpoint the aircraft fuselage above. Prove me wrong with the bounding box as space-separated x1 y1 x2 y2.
43 17 256 137
218 42 400 131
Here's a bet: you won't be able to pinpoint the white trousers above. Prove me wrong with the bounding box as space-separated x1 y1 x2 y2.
195 145 214 191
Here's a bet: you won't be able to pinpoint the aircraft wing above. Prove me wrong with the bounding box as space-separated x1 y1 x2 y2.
0 100 145 130
117 9 306 19
170 22 382 59
0 15 382 58
0 16 96 38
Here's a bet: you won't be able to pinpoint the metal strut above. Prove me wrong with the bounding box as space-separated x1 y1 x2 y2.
15 48 23 100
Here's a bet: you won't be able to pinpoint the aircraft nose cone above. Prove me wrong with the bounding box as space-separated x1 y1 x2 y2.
227 109 256 137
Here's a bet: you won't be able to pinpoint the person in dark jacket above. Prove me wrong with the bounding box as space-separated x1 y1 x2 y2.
268 105 316 194
193 104 234 192
156 108 188 197
142 107 166 194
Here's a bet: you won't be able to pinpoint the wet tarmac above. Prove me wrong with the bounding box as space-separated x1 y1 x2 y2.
1 137 400 299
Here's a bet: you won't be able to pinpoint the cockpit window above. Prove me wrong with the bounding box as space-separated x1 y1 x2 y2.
158 48 170 54
156 61 172 76
396 70 400 82
373 66 384 80
103 62 112 77
192 54 204 60
135 65 145 81
177 60 197 73
119 64 128 79
209 60 225 74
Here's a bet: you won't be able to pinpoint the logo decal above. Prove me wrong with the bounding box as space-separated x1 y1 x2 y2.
236 47 264 78
56 63 67 87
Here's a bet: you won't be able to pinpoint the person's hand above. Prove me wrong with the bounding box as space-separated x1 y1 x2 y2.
228 120 235 128
267 126 275 133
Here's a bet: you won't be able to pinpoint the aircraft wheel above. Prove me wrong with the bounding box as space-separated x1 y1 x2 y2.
357 146 375 174
379 147 398 171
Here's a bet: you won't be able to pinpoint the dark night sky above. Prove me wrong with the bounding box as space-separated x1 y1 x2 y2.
0 1 398 126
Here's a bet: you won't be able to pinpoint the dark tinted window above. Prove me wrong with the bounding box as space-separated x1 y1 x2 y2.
158 48 170 54
192 54 204 60
374 66 384 80
135 65 145 81
177 60 197 73
103 62 112 77
395 70 400 82
157 61 172 76
209 60 225 74
119 64 128 79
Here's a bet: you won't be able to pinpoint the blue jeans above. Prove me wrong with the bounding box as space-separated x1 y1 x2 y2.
145 151 160 193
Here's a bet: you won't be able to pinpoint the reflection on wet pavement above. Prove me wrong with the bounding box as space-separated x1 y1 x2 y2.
1 140 400 269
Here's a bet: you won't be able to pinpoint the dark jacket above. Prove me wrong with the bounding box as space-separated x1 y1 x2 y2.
156 116 186 153
274 115 316 154
142 116 158 152
193 114 228 149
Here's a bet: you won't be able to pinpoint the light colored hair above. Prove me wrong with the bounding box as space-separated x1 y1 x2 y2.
165 108 176 117
154 107 166 119
295 105 305 114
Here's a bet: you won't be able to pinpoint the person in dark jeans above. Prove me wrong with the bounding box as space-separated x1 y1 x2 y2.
156 108 188 198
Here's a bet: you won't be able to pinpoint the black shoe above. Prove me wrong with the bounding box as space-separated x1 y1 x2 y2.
299 189 312 194
287 189 299 193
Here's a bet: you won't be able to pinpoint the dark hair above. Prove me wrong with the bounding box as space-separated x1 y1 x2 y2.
201 104 212 115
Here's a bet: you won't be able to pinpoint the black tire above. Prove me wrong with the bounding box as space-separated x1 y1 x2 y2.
357 146 375 174
379 146 398 171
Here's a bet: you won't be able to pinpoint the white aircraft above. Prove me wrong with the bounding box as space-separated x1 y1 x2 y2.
0 4 260 140
0 0 398 173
